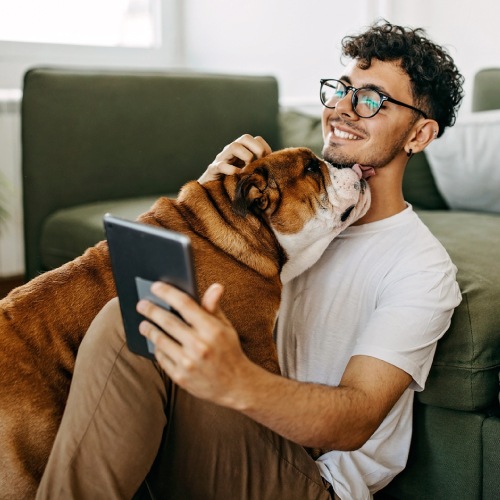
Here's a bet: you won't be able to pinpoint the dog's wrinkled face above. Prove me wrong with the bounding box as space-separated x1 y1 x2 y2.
233 147 371 282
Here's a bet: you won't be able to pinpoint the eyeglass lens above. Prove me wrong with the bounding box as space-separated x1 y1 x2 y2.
321 80 382 118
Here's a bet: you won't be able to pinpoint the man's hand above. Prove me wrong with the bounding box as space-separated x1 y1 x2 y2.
138 282 412 451
198 134 272 184
137 282 257 407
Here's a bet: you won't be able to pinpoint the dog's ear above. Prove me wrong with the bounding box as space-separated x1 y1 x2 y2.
232 167 271 217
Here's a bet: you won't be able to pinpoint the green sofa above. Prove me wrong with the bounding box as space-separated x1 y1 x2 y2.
21 67 500 499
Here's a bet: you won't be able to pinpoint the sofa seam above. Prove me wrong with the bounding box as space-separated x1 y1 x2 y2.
429 362 500 371
464 293 476 409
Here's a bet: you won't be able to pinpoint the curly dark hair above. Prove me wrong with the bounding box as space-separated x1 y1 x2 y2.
341 20 464 137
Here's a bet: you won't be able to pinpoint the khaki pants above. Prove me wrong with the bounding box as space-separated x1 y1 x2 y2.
37 299 332 500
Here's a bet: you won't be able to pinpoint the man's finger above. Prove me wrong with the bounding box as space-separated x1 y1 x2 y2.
137 298 193 345
148 282 211 331
139 319 184 358
233 134 272 160
198 162 240 184
201 283 225 314
253 135 273 156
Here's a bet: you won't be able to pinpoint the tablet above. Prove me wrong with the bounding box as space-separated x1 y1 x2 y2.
103 214 198 359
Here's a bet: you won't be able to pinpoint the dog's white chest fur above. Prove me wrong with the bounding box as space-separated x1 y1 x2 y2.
275 165 370 284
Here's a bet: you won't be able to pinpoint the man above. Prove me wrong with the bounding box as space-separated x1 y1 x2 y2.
38 21 464 499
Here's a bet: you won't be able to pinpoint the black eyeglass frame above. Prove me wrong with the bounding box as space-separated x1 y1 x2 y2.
320 78 428 119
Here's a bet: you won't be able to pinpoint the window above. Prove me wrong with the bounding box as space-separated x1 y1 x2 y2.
0 0 161 48
0 0 182 89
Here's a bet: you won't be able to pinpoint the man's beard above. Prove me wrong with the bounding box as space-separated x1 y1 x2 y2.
322 123 412 169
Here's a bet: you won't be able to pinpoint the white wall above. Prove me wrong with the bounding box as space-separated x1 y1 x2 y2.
1 0 499 110
384 0 500 112
182 0 371 110
181 0 500 113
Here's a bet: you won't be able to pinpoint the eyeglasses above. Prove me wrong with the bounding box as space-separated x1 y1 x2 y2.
320 78 428 119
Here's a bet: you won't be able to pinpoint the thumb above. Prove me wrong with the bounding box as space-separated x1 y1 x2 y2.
201 283 225 314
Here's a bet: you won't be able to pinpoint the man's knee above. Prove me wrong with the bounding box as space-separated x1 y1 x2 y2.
80 297 125 354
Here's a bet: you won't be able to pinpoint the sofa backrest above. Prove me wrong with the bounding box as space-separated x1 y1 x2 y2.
22 68 281 278
403 67 500 210
472 68 500 111
403 152 449 210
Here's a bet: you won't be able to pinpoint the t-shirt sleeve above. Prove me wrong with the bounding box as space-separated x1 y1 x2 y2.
352 269 462 391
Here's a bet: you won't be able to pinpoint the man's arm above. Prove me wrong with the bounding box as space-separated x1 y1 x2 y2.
137 282 412 451
236 354 412 451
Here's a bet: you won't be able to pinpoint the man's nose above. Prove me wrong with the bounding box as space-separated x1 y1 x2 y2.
334 92 359 120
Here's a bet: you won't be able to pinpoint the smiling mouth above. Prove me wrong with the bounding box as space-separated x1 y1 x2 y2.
333 127 362 140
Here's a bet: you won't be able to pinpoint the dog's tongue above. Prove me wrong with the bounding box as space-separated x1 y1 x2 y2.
353 163 376 180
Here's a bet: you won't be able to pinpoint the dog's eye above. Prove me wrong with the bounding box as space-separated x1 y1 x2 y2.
305 158 322 173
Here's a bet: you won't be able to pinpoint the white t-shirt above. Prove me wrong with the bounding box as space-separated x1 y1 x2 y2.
276 205 462 500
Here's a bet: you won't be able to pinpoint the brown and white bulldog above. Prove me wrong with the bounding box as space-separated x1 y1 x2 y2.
0 147 370 498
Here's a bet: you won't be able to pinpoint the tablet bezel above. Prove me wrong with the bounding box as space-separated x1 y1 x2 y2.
104 213 197 359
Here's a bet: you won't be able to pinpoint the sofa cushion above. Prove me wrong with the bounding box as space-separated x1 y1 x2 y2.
40 196 161 270
403 152 449 210
383 403 485 500
279 110 324 156
415 210 500 411
425 109 500 213
483 416 500 500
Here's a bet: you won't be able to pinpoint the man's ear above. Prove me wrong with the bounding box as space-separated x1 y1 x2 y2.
404 119 440 156
232 167 270 217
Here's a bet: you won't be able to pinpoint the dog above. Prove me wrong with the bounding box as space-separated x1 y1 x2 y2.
0 147 370 498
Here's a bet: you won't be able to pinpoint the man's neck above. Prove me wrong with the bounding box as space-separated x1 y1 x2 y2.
353 166 407 225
